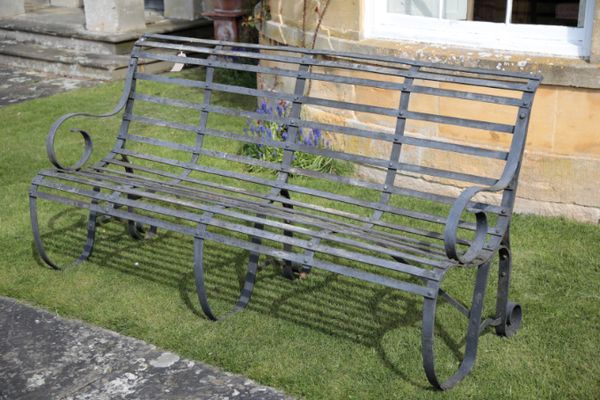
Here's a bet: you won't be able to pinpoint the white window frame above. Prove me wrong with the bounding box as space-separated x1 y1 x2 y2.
363 0 596 58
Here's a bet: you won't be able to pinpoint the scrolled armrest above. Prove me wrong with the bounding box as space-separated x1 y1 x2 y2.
45 76 132 170
444 185 507 265
46 106 124 171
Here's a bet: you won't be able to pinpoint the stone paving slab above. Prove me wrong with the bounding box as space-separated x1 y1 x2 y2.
0 63 100 107
0 297 292 400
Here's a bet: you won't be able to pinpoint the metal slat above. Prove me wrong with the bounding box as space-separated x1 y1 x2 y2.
126 113 499 185
124 133 283 171
138 50 531 93
89 164 453 259
141 33 540 81
113 148 489 230
90 161 460 252
148 39 521 93
35 177 443 278
137 85 513 136
39 170 448 267
137 70 521 107
112 147 503 238
133 84 509 161
33 189 435 298
410 85 522 106
138 51 299 79
138 41 533 91
403 111 514 134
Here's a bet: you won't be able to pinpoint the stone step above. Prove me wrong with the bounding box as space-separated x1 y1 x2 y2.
24 0 50 13
0 10 212 56
0 28 133 55
0 6 213 80
0 39 169 80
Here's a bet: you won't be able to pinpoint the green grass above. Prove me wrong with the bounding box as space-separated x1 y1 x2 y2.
1 71 600 399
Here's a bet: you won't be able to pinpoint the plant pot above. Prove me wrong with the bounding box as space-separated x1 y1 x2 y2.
214 0 242 12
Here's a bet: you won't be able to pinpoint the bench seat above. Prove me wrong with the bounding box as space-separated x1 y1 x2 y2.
33 160 454 296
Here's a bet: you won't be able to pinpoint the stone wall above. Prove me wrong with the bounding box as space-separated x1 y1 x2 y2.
259 0 600 223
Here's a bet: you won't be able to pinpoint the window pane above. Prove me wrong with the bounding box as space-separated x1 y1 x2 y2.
472 0 506 22
388 0 440 18
387 0 471 19
444 0 469 20
471 0 583 26
389 0 585 26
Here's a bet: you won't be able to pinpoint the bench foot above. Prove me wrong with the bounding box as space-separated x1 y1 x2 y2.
495 237 522 337
193 230 259 321
422 261 491 390
127 218 158 240
29 194 98 270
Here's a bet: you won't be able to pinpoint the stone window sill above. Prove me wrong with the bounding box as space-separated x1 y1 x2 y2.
263 21 600 89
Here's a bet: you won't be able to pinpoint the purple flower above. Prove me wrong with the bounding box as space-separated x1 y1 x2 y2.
259 100 269 114
313 128 321 141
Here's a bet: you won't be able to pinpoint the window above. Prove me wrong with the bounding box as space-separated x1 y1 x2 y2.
363 0 596 57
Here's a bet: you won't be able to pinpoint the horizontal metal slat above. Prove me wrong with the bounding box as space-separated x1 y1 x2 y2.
94 161 459 251
33 189 435 298
42 169 448 267
111 148 501 238
133 84 509 161
127 112 500 186
138 50 531 93
34 177 443 277
140 34 540 81
124 133 283 171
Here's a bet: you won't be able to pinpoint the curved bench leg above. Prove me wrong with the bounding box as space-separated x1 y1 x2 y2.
127 215 158 240
193 221 260 321
278 189 298 279
119 155 158 240
495 233 522 337
422 261 491 390
29 194 98 270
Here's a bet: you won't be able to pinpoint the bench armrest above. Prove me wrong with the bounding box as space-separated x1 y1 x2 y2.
46 77 134 171
443 185 503 265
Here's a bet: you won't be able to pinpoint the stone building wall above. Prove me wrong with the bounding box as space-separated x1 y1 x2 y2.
258 0 600 223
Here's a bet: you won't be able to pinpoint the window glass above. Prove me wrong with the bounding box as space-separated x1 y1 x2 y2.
388 0 583 26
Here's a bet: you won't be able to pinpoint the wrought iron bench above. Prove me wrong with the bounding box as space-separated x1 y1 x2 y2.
29 34 541 390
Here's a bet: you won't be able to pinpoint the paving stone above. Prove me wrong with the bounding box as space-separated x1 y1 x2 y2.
0 297 292 400
0 63 101 106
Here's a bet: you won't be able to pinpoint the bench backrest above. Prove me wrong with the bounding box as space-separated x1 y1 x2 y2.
112 34 541 255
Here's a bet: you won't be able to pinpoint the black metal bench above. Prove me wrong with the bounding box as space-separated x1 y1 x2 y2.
29 34 541 390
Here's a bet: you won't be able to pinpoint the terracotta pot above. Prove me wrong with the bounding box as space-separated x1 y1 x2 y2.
213 0 243 12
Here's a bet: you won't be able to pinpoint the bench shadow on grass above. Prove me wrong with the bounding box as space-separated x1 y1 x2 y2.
33 209 472 390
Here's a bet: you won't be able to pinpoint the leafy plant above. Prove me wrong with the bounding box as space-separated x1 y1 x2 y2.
239 100 353 176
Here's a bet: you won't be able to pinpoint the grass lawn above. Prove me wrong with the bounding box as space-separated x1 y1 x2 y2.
1 71 600 399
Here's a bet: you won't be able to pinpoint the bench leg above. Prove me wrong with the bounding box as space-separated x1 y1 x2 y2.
495 233 522 337
29 193 98 270
126 214 158 240
278 189 299 280
421 261 491 390
193 221 259 321
119 155 158 240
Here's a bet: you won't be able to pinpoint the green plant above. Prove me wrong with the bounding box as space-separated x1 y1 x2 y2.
239 99 353 176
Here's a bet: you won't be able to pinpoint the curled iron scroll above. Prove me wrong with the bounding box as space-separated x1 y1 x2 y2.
443 186 490 265
46 127 93 171
44 61 134 170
